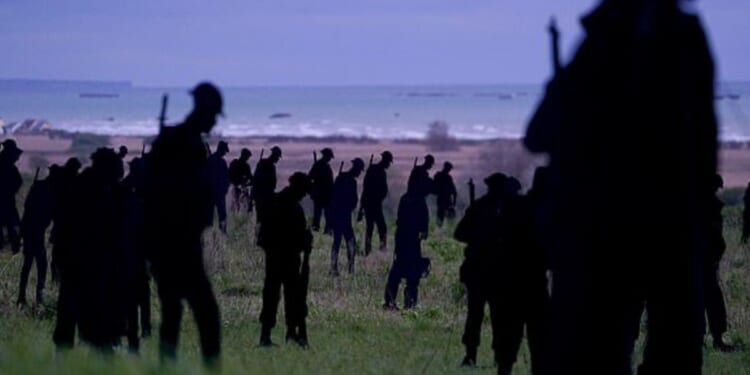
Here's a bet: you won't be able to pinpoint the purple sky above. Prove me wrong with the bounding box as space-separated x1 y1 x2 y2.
1 0 747 86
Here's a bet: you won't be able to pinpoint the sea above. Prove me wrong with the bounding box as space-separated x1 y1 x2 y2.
1 80 749 140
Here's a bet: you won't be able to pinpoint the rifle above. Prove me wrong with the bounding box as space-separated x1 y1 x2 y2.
413 157 418 168
468 178 476 205
548 17 561 75
158 94 169 131
313 151 318 164
33 167 40 183
204 142 212 157
338 161 344 175
141 144 146 157
368 154 374 168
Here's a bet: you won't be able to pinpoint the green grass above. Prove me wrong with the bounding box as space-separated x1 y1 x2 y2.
1 192 750 374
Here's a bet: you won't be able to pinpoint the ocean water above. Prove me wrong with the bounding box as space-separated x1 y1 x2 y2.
1 80 749 140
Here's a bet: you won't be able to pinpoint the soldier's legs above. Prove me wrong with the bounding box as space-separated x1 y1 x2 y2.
490 295 525 372
374 207 387 251
7 225 20 254
525 291 549 375
403 272 420 309
461 282 487 360
185 272 221 364
343 224 356 273
312 201 323 231
53 273 77 350
137 275 152 337
704 262 728 343
155 276 184 362
323 205 332 234
35 249 48 302
436 204 447 227
384 261 403 308
331 229 342 275
216 195 227 233
260 260 283 331
126 300 140 353
18 253 34 304
364 214 375 255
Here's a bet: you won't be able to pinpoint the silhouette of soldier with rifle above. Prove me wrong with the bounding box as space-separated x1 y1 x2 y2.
229 148 253 213
434 161 457 227
407 154 435 197
0 139 23 254
309 148 335 233
329 158 365 275
252 146 282 225
384 169 431 310
524 2 719 374
359 151 393 255
17 167 53 306
258 172 313 348
143 82 223 367
49 157 81 284
208 140 230 233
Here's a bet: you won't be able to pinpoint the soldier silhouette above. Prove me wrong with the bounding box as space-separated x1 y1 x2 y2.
455 173 507 367
17 167 53 306
329 158 365 275
121 155 152 347
359 151 393 255
0 139 23 254
407 154 435 197
704 174 735 352
524 1 719 373
208 140 230 233
434 161 457 227
257 172 313 348
229 148 253 213
117 145 129 179
252 146 282 225
143 82 223 367
383 171 430 310
54 147 125 354
309 148 335 233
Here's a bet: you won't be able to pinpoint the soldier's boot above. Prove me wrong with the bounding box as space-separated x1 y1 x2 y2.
285 326 298 343
364 233 372 256
35 288 44 305
460 346 477 367
378 231 387 252
259 324 274 347
346 240 356 274
219 220 227 234
9 228 20 255
713 335 737 353
296 322 309 349
16 291 26 307
329 252 340 277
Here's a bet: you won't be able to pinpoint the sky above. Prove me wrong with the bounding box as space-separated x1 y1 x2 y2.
0 0 747 86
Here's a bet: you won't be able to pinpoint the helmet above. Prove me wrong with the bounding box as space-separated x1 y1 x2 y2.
190 82 224 116
351 158 365 171
321 148 334 158
216 141 229 154
270 146 282 158
381 151 393 162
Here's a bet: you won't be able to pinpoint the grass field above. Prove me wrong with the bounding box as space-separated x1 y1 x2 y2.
1 186 750 374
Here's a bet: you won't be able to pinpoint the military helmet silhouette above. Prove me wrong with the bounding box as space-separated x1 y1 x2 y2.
381 151 393 162
444 161 453 170
240 148 252 158
1 139 22 157
289 172 312 193
321 148 334 158
351 158 365 171
424 154 435 164
484 173 508 192
190 82 224 116
270 146 282 158
217 141 229 154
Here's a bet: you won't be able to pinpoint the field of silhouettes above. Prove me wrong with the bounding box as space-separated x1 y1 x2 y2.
1 175 750 374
